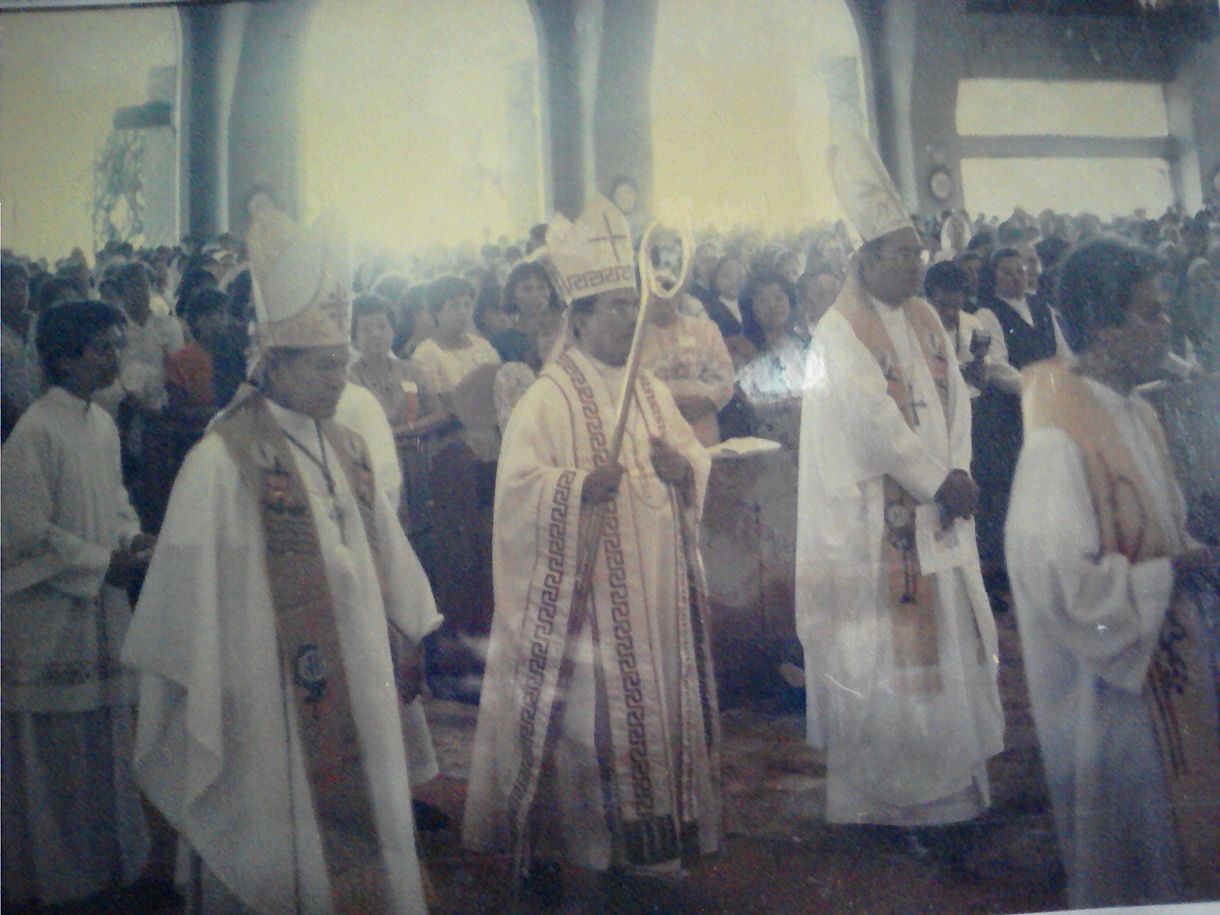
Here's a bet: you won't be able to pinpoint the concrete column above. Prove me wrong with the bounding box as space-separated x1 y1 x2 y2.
591 0 657 209
1183 32 1220 207
531 0 589 217
226 0 317 235
179 5 224 240
879 0 919 212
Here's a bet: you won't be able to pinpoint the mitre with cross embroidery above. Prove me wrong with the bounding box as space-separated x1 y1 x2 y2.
246 194 352 350
546 195 637 306
827 128 913 245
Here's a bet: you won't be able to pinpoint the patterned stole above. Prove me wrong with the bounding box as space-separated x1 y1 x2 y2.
1023 360 1220 898
503 353 719 873
835 287 954 694
215 392 393 913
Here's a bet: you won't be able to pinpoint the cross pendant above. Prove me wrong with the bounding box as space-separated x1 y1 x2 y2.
329 500 349 546
908 383 928 428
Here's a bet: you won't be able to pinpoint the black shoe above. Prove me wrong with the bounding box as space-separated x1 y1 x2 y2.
520 860 564 905
412 799 450 831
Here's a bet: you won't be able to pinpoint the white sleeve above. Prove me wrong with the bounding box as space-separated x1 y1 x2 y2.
1 417 111 598
974 308 1023 395
1006 427 1174 693
805 315 947 502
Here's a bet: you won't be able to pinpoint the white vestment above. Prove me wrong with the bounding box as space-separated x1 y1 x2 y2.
122 398 443 913
1 387 149 904
462 347 721 872
334 382 437 787
796 300 1003 825
1006 378 1193 908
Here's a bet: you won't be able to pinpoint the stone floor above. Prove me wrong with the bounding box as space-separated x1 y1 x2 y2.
38 609 1068 914
416 609 1070 914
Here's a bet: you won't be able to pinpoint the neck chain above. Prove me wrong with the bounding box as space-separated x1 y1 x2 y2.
280 422 348 544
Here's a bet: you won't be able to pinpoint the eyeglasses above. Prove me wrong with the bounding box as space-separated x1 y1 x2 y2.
595 298 640 317
872 246 930 266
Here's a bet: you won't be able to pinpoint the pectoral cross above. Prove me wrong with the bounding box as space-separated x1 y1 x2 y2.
327 499 349 546
908 382 927 428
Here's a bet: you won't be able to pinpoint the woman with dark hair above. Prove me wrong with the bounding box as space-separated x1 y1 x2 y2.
409 275 500 406
165 288 231 417
173 266 218 319
406 277 501 693
392 282 434 359
492 261 565 430
972 246 1074 607
1006 238 1220 909
348 292 420 438
703 254 755 365
736 270 808 447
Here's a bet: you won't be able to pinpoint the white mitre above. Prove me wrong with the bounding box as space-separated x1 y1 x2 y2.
546 195 637 305
246 194 351 350
827 129 913 245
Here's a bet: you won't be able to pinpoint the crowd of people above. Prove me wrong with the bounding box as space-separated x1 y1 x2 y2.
2 139 1219 912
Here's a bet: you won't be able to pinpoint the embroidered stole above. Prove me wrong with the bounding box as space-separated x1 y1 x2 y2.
835 286 954 694
1023 360 1220 898
216 392 393 913
504 354 719 871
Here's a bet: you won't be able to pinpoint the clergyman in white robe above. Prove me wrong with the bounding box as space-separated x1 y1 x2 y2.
121 397 443 913
462 346 721 874
1006 374 1211 907
795 273 1004 826
2 386 150 906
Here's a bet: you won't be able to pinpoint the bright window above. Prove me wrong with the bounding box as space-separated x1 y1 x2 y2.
961 157 1174 219
651 0 864 232
0 8 179 259
956 80 1169 138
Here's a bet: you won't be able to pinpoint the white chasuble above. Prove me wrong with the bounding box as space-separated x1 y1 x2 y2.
795 262 1003 825
122 400 442 914
462 347 721 872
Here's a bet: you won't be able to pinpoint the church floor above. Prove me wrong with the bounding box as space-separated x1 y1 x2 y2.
65 609 1061 914
418 609 1069 914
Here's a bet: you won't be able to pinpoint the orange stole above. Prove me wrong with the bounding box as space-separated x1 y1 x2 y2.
216 393 395 913
1023 360 1220 899
835 293 953 693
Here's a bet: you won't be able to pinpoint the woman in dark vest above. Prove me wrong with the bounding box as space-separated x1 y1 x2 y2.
972 247 1071 607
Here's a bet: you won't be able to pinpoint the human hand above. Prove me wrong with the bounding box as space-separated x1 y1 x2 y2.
961 358 986 390
1172 548 1220 596
105 543 152 588
650 437 692 486
394 639 425 705
130 533 157 555
934 469 978 521
582 463 625 504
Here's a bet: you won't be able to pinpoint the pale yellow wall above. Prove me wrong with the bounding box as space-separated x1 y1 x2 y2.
297 0 540 259
650 0 862 234
0 8 178 261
